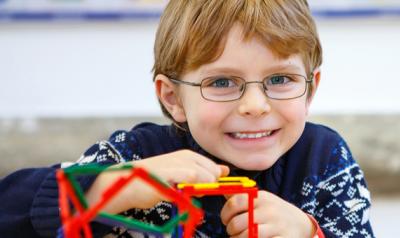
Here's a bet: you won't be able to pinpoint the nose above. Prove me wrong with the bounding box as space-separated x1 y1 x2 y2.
237 83 271 117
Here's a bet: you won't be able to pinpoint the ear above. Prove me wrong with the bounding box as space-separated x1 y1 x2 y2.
305 68 321 114
154 74 187 123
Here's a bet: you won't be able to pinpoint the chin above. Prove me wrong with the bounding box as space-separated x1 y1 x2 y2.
232 156 277 171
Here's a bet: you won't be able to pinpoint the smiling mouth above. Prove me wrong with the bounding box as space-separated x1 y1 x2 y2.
229 130 276 139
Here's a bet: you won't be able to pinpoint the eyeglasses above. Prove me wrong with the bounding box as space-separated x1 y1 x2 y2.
168 73 312 102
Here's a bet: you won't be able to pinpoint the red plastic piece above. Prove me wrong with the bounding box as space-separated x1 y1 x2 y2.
57 170 92 238
179 184 259 238
57 167 203 238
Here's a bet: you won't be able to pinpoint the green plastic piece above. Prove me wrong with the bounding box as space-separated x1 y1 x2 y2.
60 163 200 236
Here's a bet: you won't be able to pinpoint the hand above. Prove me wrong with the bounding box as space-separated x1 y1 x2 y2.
220 191 315 238
86 149 229 213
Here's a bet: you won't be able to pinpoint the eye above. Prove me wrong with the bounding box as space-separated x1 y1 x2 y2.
266 75 291 85
203 77 239 88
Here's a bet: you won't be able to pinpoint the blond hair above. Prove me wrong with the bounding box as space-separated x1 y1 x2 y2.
153 0 322 123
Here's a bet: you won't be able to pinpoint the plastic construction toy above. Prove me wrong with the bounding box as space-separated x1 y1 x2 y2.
56 163 203 238
177 177 259 238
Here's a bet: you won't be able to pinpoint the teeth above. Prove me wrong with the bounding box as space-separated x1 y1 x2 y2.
232 131 272 139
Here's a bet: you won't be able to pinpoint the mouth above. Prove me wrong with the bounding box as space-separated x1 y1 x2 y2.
228 130 277 139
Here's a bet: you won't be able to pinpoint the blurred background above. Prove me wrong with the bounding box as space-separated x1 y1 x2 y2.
1 0 399 236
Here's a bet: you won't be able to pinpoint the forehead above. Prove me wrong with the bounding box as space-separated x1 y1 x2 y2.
197 24 305 76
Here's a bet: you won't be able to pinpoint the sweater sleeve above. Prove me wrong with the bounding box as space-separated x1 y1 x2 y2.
0 132 135 238
313 140 374 238
0 166 57 238
0 127 151 238
0 164 105 238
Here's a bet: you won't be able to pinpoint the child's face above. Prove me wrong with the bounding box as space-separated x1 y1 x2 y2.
162 24 316 171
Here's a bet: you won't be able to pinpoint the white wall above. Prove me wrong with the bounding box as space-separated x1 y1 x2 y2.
0 18 399 118
314 19 400 114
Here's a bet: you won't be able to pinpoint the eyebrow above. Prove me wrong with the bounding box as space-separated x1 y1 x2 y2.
268 64 303 72
200 64 304 76
200 67 242 76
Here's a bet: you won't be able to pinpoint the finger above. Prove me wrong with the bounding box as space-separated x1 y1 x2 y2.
225 212 248 236
226 198 276 237
223 193 233 200
260 224 280 238
230 229 247 238
161 166 215 184
219 165 230 177
220 194 249 225
191 154 225 179
230 224 278 238
185 161 218 183
191 163 223 183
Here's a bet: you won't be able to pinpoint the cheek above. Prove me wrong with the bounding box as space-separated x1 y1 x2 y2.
187 101 227 129
276 100 308 151
277 99 308 124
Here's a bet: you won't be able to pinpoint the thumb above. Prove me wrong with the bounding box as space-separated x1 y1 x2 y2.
219 165 230 177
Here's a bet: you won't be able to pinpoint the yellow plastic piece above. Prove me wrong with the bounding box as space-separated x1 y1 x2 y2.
177 176 256 189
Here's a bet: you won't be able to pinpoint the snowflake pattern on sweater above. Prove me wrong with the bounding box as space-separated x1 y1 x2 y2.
75 123 374 238
299 141 373 238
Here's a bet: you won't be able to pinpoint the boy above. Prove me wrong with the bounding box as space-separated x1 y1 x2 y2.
0 0 374 237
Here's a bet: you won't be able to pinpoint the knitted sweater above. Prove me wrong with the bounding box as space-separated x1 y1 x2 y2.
0 122 374 237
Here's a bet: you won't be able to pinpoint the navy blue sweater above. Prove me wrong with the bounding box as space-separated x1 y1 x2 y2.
0 122 374 237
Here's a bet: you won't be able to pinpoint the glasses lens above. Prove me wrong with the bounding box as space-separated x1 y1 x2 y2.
201 76 243 101
263 74 307 99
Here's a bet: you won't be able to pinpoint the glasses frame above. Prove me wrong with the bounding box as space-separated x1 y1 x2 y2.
168 74 313 102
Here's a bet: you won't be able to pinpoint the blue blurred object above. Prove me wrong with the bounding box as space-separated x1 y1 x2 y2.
1 1 400 21
312 8 400 18
0 0 165 21
0 11 162 21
